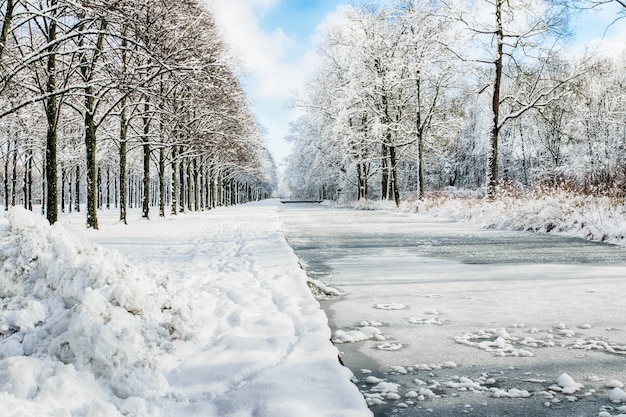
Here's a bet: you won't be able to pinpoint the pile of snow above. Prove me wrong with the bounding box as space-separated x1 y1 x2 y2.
333 326 386 344
553 373 585 394
373 303 407 311
492 388 531 398
362 376 402 406
0 208 184 414
454 328 535 357
0 204 373 417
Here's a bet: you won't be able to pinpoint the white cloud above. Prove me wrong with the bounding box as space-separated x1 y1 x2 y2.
209 0 301 100
207 0 348 163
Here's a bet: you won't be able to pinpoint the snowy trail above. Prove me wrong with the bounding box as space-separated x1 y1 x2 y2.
80 202 371 417
280 204 626 417
1 201 371 417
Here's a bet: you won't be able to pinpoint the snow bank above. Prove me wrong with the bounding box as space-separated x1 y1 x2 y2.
0 205 372 417
0 208 185 415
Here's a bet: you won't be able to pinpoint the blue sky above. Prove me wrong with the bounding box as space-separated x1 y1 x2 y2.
211 0 345 166
210 1 625 167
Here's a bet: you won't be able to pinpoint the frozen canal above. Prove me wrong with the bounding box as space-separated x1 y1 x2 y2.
279 204 626 417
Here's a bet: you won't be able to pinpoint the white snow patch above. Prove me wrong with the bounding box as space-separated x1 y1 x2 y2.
332 326 385 344
611 388 626 403
377 342 403 351
608 381 625 389
491 388 531 398
374 303 407 311
455 328 535 357
556 373 585 394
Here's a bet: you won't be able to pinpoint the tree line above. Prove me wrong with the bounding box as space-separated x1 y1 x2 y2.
284 0 625 204
1 0 276 228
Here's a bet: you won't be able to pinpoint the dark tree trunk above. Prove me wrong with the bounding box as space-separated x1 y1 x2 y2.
381 144 389 201
68 167 73 213
193 158 199 212
487 0 504 201
389 145 400 207
11 137 16 206
159 146 165 217
75 165 80 212
45 3 58 224
84 90 98 229
4 140 9 210
171 146 177 215
97 166 102 209
61 167 66 212
142 99 150 219
0 0 15 61
106 165 110 209
186 158 192 211
179 148 185 212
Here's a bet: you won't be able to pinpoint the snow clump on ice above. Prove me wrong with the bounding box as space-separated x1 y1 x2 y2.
552 373 584 394
374 303 407 310
332 326 385 343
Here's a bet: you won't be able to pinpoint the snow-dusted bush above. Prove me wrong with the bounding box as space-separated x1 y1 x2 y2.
343 187 626 247
413 189 626 246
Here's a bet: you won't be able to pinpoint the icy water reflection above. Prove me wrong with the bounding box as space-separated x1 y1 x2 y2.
280 204 626 417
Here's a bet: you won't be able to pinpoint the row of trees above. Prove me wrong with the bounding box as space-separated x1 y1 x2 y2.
1 0 276 228
284 0 625 204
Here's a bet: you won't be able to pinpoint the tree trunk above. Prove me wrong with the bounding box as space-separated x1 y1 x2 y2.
381 144 389 200
0 0 15 61
68 167 72 213
84 88 98 229
171 146 177 215
119 111 128 223
179 148 185 212
357 163 363 200
106 165 110 209
81 18 106 229
23 152 28 208
45 2 58 224
24 149 32 210
159 146 165 217
97 166 102 209
4 140 9 210
487 0 504 201
61 167 66 212
193 158 199 211
416 70 425 200
142 99 150 219
11 137 16 206
186 158 192 211
389 145 400 207
75 165 80 212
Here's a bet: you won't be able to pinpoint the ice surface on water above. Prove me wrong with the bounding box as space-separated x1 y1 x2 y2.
280 204 626 417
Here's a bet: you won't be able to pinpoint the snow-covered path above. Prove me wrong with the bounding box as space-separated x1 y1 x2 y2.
0 201 371 417
280 204 626 417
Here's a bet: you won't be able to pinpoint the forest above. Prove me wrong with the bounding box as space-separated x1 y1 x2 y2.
284 0 626 205
0 0 276 229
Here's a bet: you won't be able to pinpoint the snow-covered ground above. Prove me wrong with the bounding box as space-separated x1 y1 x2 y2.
1 191 624 417
0 201 372 417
